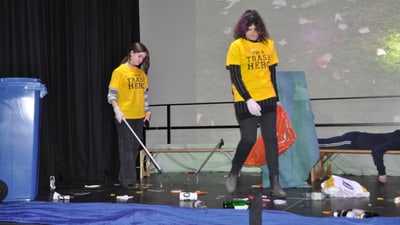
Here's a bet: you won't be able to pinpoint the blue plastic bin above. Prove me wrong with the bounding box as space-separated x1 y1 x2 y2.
0 77 47 202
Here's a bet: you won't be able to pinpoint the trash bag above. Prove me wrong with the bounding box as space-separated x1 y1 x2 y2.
244 105 296 167
321 175 370 198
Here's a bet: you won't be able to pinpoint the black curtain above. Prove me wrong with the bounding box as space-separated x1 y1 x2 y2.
0 0 140 192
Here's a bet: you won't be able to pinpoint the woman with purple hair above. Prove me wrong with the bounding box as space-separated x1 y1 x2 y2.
225 10 286 198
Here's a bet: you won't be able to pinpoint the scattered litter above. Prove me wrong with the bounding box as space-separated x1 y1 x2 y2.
195 190 208 195
170 189 182 194
358 27 369 34
376 197 384 201
376 48 386 56
84 185 101 188
223 0 240 10
72 192 91 196
305 192 325 200
315 53 332 69
262 195 270 202
311 192 324 200
300 0 324 9
251 184 263 188
278 39 287 46
179 192 198 201
272 0 287 9
215 195 225 200
331 70 346 80
273 199 286 205
116 195 133 200
334 13 343 22
148 189 165 192
338 24 348 30
298 17 314 25
322 210 331 215
223 27 232 35
321 175 370 198
53 192 70 200
394 196 400 204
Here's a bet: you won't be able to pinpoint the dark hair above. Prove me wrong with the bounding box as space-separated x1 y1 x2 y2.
121 42 150 74
233 10 269 42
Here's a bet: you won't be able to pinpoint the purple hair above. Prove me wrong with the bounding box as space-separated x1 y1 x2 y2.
233 10 269 41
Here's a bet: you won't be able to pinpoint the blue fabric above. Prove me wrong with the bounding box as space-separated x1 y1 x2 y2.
262 71 320 188
0 201 399 225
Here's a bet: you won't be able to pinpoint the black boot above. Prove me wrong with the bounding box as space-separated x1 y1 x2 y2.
225 168 240 193
269 175 286 199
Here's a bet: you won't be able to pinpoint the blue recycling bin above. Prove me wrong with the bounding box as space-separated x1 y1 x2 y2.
0 77 47 202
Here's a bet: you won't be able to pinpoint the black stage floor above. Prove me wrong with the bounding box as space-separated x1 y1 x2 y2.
35 172 400 218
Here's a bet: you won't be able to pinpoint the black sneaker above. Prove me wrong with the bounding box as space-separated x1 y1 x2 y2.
270 188 287 199
122 183 140 190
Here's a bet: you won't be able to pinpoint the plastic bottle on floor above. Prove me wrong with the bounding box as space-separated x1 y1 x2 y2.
223 198 251 210
333 209 379 218
193 200 207 209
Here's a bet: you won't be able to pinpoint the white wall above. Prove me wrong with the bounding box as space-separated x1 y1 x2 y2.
139 0 196 105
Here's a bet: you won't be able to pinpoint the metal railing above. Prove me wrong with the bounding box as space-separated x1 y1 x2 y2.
145 95 400 144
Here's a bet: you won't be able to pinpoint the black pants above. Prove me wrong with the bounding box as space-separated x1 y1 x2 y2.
115 118 143 185
318 131 390 175
232 110 279 175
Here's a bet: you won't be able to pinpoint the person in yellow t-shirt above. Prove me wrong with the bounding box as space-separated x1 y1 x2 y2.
225 10 286 199
107 42 151 190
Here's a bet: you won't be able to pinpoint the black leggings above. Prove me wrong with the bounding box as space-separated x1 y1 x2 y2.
231 110 279 175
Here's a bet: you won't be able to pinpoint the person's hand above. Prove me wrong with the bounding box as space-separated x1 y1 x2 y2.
246 98 261 116
144 112 151 122
144 112 151 127
113 105 124 123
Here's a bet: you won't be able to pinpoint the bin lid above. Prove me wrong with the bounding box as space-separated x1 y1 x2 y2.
0 77 47 98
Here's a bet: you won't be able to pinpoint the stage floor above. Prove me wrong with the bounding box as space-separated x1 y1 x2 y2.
35 172 400 218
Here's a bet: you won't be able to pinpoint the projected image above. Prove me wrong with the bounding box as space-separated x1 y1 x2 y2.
196 0 400 100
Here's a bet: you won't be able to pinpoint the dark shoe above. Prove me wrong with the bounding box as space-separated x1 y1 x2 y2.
269 175 286 199
122 183 140 190
225 172 238 193
378 175 387 184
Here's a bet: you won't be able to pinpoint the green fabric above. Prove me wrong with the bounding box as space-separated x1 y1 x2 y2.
262 71 319 188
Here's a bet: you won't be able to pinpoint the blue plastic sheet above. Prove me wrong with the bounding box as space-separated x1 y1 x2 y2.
0 201 399 225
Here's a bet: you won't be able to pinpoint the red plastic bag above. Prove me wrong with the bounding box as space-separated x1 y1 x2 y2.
244 105 296 166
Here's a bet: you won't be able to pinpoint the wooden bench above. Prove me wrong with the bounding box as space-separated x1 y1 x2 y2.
139 148 236 180
310 149 400 182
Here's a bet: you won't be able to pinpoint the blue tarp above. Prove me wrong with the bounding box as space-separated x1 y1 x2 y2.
0 201 399 225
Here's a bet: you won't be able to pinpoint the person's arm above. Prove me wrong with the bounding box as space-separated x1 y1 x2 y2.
269 64 279 102
144 89 151 125
227 65 251 101
107 88 118 105
227 65 261 116
107 88 124 123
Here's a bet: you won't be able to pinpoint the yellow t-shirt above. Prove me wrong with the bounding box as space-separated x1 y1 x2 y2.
108 64 148 119
226 38 279 102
